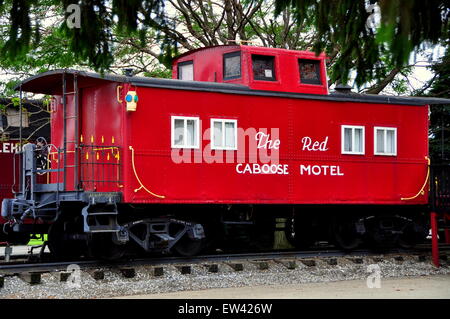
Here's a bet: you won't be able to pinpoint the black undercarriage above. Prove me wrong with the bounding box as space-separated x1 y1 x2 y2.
0 143 430 259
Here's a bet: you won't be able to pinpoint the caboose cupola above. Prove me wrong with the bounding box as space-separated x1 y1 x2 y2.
172 45 329 95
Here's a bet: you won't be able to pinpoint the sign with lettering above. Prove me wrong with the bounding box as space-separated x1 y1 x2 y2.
0 142 20 154
301 136 329 151
255 132 280 149
300 165 344 176
234 132 345 177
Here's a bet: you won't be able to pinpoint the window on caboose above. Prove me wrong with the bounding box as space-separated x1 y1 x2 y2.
374 127 397 156
171 116 199 149
341 125 365 155
6 108 29 127
178 61 194 81
223 51 241 80
252 55 276 81
299 59 322 85
211 119 237 150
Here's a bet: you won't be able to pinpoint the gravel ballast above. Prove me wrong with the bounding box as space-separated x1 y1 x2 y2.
0 256 449 299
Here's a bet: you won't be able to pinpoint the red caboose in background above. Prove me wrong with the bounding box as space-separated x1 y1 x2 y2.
2 45 450 258
0 98 50 244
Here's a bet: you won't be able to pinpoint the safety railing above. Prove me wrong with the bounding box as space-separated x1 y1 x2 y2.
79 144 123 191
429 163 450 267
430 164 450 213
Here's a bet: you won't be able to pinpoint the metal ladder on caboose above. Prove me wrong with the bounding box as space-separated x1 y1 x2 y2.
61 72 122 234
61 71 81 193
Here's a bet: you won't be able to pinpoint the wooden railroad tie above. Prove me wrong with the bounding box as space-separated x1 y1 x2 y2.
119 268 136 278
300 259 316 267
325 258 338 266
153 267 164 277
256 261 269 270
88 270 104 280
205 264 219 273
371 257 383 263
250 260 269 270
177 266 191 275
285 260 297 269
59 272 71 282
347 257 364 264
227 263 244 271
18 272 41 285
275 259 296 269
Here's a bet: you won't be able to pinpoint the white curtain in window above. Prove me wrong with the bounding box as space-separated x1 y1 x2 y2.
174 119 184 146
344 128 352 152
186 120 196 146
179 64 194 80
376 129 384 153
354 128 363 152
213 121 222 147
386 130 395 154
225 122 235 148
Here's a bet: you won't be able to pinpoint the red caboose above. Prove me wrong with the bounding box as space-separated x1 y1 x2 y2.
0 98 50 244
2 45 450 258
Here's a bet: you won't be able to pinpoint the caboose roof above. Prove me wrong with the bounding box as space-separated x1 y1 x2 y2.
15 69 450 106
172 44 319 61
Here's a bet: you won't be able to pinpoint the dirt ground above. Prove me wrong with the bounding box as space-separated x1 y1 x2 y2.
118 274 450 299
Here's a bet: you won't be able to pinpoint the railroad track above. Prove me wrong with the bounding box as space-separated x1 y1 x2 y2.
0 246 448 286
0 248 364 273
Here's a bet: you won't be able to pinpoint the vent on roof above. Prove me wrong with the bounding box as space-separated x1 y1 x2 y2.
123 68 134 77
334 84 353 94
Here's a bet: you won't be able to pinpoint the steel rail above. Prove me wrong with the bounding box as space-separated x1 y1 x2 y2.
0 248 436 276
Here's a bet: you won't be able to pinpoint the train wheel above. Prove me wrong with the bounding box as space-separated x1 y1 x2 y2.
87 233 127 260
173 235 204 257
12 233 32 245
251 216 275 251
0 225 31 245
332 217 362 251
48 217 87 259
397 220 426 249
285 216 315 249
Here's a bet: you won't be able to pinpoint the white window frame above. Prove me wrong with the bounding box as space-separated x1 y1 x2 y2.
374 126 397 156
178 61 194 81
210 118 238 150
171 116 200 149
6 108 29 128
341 125 365 155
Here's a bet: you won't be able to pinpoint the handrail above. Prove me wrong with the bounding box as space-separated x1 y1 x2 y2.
401 156 430 201
129 145 165 199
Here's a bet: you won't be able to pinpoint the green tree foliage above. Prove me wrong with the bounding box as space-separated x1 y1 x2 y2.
0 0 306 95
274 0 450 87
1 0 39 59
0 0 448 98
0 0 169 72
0 1 178 96
427 44 450 162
